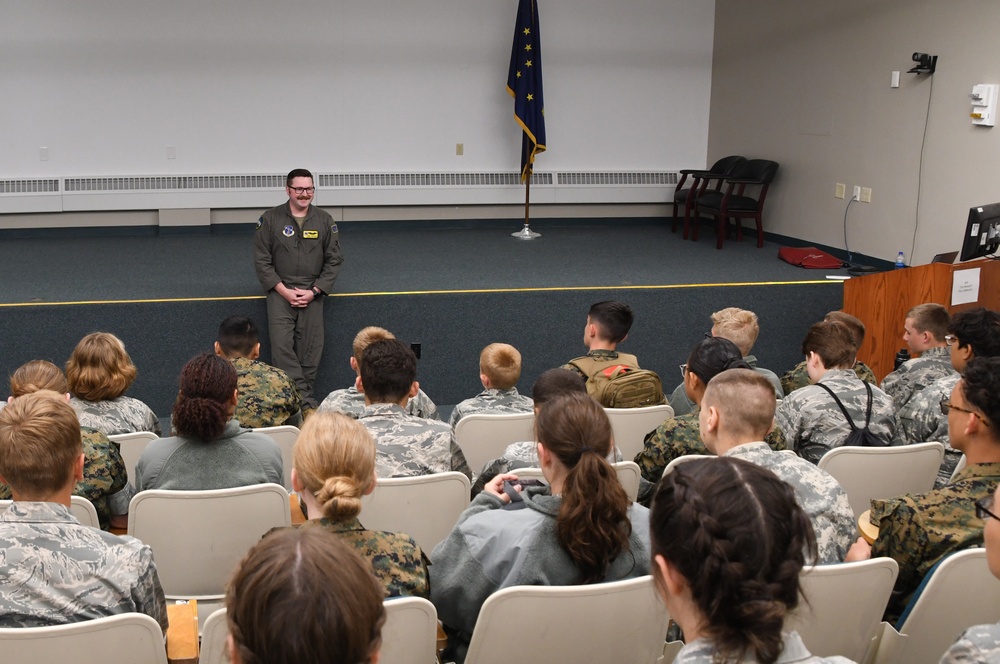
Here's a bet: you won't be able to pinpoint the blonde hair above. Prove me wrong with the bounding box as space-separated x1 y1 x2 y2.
0 390 81 497
710 307 760 357
293 412 376 522
352 326 395 366
65 332 137 401
10 360 68 397
480 343 522 390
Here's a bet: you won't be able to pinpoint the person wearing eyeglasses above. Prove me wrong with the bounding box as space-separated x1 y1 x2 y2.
253 168 343 412
895 308 1000 486
846 356 1000 625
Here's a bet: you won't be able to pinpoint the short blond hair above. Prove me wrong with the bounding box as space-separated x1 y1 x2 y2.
293 412 376 522
480 343 522 390
710 308 760 357
702 369 776 441
352 326 395 366
10 360 68 397
65 332 137 401
0 390 81 497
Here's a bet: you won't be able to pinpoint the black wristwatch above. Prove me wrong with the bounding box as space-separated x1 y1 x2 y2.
312 287 323 298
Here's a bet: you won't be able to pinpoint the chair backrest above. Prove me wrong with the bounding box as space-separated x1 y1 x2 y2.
0 495 100 529
950 454 967 484
381 597 439 664
509 461 642 502
709 154 748 175
0 612 168 664
661 454 713 478
251 425 300 490
453 412 535 475
817 442 945 518
464 576 669 664
890 548 1000 664
360 472 471 553
127 483 291 599
603 405 673 462
108 431 160 487
787 558 898 663
199 608 228 664
729 158 780 185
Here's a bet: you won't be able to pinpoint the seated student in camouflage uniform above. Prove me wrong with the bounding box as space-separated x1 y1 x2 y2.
472 368 624 495
700 369 854 564
781 311 878 395
635 337 786 503
318 326 439 420
448 343 533 428
669 307 784 417
357 339 471 479
0 361 133 531
880 303 954 412
775 320 895 465
291 410 428 598
562 300 644 379
895 308 1000 486
847 357 1000 624
214 315 302 429
66 332 161 436
940 481 1000 663
0 390 167 630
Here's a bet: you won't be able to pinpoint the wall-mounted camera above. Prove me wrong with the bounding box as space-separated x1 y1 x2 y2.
908 52 938 75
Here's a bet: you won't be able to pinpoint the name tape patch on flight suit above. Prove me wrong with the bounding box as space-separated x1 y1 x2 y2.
282 225 295 237
303 230 319 239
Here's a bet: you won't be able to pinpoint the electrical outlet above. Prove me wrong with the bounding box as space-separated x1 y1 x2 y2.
410 342 422 359
860 187 872 203
39 147 49 161
835 183 846 199
852 186 861 201
456 143 464 156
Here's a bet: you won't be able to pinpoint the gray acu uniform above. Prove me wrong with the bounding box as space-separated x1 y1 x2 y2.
319 385 441 420
895 372 963 487
360 404 472 479
880 345 955 412
254 201 343 408
939 622 1000 664
724 443 855 564
774 369 896 465
70 395 161 437
448 387 534 427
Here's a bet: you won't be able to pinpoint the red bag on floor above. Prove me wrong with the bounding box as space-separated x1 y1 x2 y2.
778 247 845 269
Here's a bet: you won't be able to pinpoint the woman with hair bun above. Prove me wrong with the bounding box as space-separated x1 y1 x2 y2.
651 457 852 664
66 332 161 436
134 353 282 491
431 391 649 663
292 410 429 599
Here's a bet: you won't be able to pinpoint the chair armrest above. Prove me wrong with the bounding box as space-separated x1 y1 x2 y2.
679 169 713 176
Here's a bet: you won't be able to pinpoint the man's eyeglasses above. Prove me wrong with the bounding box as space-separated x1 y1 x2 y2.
289 186 315 195
679 363 688 379
976 495 1000 522
940 399 991 426
944 334 958 346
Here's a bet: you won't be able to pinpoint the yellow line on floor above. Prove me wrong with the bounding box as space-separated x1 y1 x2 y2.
0 280 836 308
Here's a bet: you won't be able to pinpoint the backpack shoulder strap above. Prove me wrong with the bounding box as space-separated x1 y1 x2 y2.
567 356 598 380
813 382 859 432
861 381 874 427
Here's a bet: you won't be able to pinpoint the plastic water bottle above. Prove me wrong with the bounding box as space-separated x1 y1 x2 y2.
895 251 906 269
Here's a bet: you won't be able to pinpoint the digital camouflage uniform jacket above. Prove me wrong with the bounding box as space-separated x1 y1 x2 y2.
0 502 168 630
318 385 440 420
939 622 1000 664
70 395 161 437
880 345 955 412
869 461 1000 624
301 517 429 599
0 427 132 531
895 372 963 487
360 404 471 479
673 632 852 664
781 360 877 396
229 356 302 428
448 387 533 428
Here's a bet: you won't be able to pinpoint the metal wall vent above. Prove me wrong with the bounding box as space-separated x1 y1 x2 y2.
0 179 60 194
318 172 553 187
557 172 678 186
63 175 285 192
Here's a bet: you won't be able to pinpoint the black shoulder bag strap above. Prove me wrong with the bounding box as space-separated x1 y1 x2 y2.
813 381 873 431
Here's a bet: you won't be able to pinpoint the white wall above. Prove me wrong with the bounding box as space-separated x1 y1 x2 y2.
0 0 715 179
711 0 1000 264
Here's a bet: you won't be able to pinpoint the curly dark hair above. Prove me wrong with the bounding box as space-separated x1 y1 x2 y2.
172 353 238 441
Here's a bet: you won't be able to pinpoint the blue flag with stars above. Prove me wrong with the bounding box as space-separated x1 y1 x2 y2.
506 0 546 182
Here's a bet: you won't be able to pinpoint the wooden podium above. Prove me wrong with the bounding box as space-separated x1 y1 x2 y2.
843 259 1000 382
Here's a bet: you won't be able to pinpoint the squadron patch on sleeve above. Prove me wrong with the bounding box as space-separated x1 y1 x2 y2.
256 216 263 230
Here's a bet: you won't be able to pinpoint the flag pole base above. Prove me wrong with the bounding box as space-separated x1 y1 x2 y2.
512 224 541 240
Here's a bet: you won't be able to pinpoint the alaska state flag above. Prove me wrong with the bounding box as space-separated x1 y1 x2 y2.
506 0 546 182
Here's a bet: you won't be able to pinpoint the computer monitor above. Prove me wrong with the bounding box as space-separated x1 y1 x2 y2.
959 203 1000 262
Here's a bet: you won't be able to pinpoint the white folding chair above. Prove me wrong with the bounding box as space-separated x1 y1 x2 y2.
454 412 535 477
381 597 439 664
817 442 945 518
464 576 670 664
360 472 471 553
949 454 967 484
199 608 228 664
127 483 290 622
604 404 674 462
510 461 642 502
788 558 898 663
872 548 1000 664
108 431 160 487
0 612 167 664
661 454 713 478
252 425 300 491
0 496 100 529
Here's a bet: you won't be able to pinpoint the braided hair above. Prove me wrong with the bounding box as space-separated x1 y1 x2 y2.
172 353 238 441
